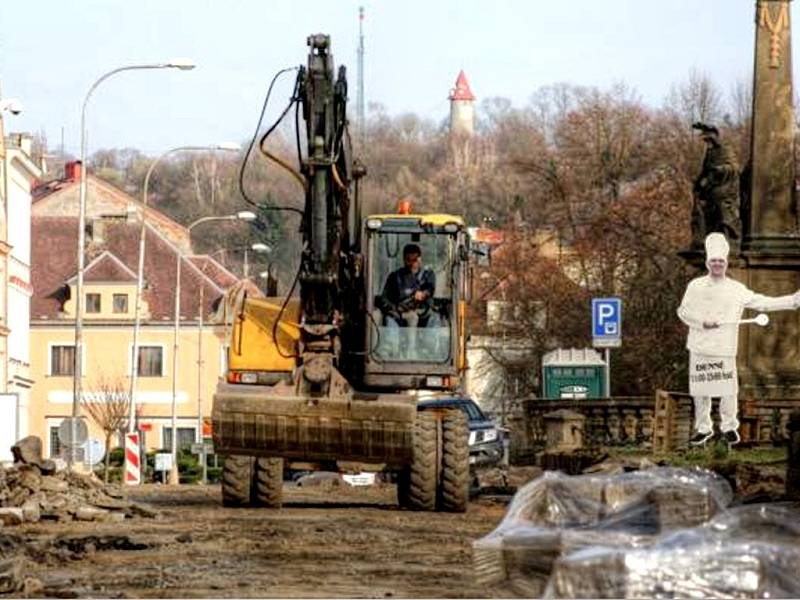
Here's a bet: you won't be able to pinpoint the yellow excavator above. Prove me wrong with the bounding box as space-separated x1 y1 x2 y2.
213 34 473 511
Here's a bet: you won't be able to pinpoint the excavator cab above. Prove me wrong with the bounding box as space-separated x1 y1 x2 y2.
362 212 470 391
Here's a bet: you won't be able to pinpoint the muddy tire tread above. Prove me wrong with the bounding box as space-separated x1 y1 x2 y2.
221 455 254 507
438 409 470 512
398 411 438 511
253 457 284 508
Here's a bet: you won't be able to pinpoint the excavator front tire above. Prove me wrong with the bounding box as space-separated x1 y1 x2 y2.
397 411 438 510
221 455 255 507
253 457 284 508
438 408 470 512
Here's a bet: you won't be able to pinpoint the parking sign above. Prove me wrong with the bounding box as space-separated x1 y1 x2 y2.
592 298 622 348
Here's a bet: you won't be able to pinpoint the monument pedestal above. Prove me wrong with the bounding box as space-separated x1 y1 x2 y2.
738 250 800 398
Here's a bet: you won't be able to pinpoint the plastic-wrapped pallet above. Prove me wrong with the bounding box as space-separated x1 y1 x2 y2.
545 504 800 599
473 468 733 598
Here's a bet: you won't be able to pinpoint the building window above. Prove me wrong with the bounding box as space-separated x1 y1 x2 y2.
86 293 101 313
50 345 76 376
49 426 62 458
113 293 129 314
137 346 164 377
163 426 197 451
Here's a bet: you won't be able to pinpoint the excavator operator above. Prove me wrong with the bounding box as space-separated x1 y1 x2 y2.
378 244 436 328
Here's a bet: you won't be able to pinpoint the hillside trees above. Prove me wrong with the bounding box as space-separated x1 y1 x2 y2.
76 70 751 397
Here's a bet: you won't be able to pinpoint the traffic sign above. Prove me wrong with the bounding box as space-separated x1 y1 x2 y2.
83 437 106 467
58 417 88 446
191 443 214 455
592 297 622 348
155 453 173 472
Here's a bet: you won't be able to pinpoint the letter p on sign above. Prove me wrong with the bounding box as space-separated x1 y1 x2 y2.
592 298 622 347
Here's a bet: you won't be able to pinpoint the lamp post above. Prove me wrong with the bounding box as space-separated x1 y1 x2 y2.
127 141 238 485
210 243 271 278
167 209 254 485
258 264 279 296
71 60 195 471
243 242 271 278
191 241 268 485
0 99 23 115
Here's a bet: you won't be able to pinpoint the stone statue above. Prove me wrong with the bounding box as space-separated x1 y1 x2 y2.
691 123 742 250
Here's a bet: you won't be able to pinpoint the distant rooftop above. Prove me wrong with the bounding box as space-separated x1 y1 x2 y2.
449 70 475 102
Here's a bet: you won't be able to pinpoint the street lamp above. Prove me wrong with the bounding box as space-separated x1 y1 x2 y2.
243 243 271 278
0 99 23 115
258 265 279 296
207 243 270 278
128 141 239 485
71 60 196 471
167 209 255 485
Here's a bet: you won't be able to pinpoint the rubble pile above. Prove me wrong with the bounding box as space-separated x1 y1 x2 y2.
0 436 157 525
473 467 734 598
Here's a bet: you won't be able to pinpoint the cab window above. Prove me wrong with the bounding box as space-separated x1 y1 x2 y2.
369 230 455 362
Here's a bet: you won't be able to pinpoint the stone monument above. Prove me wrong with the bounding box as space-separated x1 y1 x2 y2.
690 122 742 250
738 0 800 398
682 0 800 398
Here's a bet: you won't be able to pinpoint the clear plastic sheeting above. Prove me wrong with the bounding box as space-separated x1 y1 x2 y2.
546 504 800 599
473 468 734 598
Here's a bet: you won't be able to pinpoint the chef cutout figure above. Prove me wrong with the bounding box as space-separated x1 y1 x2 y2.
678 233 800 445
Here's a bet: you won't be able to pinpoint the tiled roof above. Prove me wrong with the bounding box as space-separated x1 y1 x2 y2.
79 250 138 283
449 70 475 102
31 217 78 320
31 216 238 321
186 255 239 289
32 173 191 253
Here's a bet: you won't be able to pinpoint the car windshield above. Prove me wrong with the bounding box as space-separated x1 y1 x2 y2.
369 230 455 363
420 400 485 422
460 401 485 422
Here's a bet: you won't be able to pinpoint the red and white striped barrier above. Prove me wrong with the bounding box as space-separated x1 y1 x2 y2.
124 432 141 485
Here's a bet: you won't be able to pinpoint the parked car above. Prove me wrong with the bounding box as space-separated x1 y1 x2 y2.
417 396 504 469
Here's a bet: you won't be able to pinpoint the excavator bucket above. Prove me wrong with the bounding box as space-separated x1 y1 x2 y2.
213 383 416 467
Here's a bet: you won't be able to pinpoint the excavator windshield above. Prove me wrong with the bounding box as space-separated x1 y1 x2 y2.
368 228 456 363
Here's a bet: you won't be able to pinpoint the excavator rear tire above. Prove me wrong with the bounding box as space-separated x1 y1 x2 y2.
221 455 254 507
253 457 284 508
438 408 470 512
397 411 438 510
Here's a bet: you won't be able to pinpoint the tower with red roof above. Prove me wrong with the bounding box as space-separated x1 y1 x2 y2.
449 70 475 136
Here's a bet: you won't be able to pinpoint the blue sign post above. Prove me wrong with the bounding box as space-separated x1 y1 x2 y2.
592 298 622 398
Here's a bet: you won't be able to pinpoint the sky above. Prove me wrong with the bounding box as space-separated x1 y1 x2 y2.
0 0 790 156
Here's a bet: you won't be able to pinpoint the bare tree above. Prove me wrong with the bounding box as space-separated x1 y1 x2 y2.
665 68 723 125
81 375 132 482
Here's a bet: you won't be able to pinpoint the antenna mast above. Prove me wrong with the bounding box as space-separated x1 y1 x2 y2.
357 6 366 144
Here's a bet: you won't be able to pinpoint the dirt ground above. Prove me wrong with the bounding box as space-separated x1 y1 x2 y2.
15 482 510 599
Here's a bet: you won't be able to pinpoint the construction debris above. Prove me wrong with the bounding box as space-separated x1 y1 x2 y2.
0 436 158 525
473 467 733 597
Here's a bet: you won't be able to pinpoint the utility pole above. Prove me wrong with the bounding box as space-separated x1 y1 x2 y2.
357 6 366 145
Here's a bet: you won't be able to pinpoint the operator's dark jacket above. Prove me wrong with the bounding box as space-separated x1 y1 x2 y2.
378 266 436 324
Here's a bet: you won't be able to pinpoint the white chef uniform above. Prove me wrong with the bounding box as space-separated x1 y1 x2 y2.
677 234 799 434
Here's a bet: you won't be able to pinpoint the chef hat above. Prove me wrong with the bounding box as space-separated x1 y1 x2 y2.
704 233 730 261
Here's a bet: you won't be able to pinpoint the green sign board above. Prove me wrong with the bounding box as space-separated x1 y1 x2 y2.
543 364 604 399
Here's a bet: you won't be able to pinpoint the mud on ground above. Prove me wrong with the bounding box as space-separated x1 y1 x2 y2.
13 483 508 598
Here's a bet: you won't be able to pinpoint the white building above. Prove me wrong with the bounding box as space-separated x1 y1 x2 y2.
0 130 42 460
